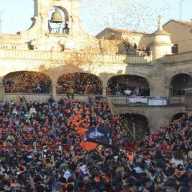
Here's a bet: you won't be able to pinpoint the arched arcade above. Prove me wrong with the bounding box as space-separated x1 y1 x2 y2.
107 75 150 96
56 72 103 95
3 71 52 94
169 73 192 97
119 113 149 142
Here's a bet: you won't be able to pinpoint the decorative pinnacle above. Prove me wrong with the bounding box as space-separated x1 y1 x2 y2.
157 15 162 31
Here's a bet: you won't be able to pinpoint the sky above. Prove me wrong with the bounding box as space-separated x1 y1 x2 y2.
0 0 191 35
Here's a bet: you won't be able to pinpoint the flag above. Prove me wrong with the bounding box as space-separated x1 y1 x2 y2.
80 141 98 151
85 126 112 146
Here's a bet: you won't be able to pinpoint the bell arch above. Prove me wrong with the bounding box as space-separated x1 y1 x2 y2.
169 73 192 96
107 74 150 96
3 71 52 94
57 72 103 95
48 6 69 34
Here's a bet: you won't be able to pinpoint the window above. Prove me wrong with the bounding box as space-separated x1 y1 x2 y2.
172 44 179 54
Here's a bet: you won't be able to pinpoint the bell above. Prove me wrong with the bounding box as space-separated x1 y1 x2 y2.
50 10 63 23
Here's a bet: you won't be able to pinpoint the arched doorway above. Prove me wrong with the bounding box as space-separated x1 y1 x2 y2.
171 113 187 122
3 71 52 94
57 73 103 95
107 75 150 96
169 73 192 96
120 113 149 142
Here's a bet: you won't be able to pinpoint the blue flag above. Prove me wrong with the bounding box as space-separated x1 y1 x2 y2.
85 126 112 146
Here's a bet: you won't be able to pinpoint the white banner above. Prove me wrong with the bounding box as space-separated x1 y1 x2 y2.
148 97 167 106
128 97 148 104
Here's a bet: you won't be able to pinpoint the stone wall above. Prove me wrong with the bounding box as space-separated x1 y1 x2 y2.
114 105 186 131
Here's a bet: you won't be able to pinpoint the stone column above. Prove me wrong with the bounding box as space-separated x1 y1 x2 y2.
102 80 108 96
51 80 57 101
150 77 168 97
0 79 4 102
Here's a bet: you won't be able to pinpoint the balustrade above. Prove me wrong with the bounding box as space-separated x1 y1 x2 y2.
0 49 152 64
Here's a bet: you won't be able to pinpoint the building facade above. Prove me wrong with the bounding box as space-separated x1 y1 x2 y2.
0 0 192 133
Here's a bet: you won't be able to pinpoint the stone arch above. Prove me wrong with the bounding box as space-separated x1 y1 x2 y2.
169 73 192 96
107 74 150 96
120 113 149 142
171 112 187 122
3 71 52 94
54 6 69 21
165 69 192 87
56 72 103 95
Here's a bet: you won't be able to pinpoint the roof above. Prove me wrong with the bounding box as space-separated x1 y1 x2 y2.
106 27 148 35
164 20 192 29
96 21 180 39
152 27 170 36
96 27 149 38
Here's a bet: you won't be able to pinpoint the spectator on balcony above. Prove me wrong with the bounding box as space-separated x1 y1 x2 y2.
57 73 102 95
66 86 74 99
3 72 51 94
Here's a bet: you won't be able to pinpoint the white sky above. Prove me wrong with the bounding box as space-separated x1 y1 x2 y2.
0 0 191 35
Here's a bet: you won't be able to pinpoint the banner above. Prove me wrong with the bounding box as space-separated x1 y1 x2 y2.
148 97 167 106
85 127 112 146
128 96 148 104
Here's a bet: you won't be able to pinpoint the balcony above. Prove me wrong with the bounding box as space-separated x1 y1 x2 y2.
164 51 192 64
108 95 185 107
3 93 187 108
3 93 104 103
0 49 152 64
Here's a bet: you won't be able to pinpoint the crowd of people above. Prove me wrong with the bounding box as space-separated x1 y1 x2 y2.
57 73 102 95
118 41 151 57
107 76 150 96
0 97 192 191
3 72 51 94
107 85 149 97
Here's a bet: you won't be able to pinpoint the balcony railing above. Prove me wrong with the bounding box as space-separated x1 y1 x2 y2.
108 96 185 106
3 93 105 103
0 49 152 64
4 93 51 103
164 51 192 64
168 96 185 105
3 93 186 106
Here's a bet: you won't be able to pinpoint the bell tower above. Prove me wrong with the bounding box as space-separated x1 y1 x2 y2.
33 0 81 35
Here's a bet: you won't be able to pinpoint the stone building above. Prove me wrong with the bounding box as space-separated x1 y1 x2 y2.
0 0 192 134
